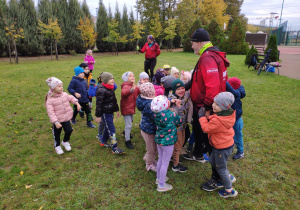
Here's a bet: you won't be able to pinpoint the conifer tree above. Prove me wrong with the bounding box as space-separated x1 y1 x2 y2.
264 35 279 62
38 0 53 54
108 4 113 21
182 19 202 52
96 0 110 52
122 4 133 51
206 19 225 48
81 0 91 19
115 2 126 51
0 0 8 54
127 8 135 51
53 0 68 52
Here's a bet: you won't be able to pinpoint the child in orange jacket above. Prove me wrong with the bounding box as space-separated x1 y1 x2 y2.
199 92 238 198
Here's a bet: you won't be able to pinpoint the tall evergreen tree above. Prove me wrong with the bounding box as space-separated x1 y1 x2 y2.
108 4 113 21
127 8 135 51
114 2 126 50
96 0 110 52
53 0 68 52
122 4 133 51
182 19 202 52
38 0 53 54
224 0 248 32
81 0 91 19
0 0 8 54
206 19 225 48
18 0 43 55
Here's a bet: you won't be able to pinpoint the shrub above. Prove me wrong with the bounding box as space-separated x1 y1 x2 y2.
206 19 225 49
244 45 258 65
182 19 203 52
265 34 279 62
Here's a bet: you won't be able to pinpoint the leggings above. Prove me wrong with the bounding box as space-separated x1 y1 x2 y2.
157 144 174 187
52 121 73 147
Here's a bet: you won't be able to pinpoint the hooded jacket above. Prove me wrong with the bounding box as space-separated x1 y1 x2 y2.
120 82 140 115
68 76 89 103
226 82 246 120
84 55 95 70
153 84 165 97
95 84 119 117
46 91 78 124
190 46 230 111
199 110 236 149
136 95 156 134
140 42 161 59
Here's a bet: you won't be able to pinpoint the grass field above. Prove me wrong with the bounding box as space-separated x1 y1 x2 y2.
0 51 299 209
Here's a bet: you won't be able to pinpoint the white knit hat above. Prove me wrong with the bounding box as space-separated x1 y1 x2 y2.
150 95 169 113
170 67 179 77
122 71 133 82
46 77 62 90
139 72 149 80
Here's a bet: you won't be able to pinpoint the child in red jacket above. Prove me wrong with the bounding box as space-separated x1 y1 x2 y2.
199 92 238 198
121 71 139 149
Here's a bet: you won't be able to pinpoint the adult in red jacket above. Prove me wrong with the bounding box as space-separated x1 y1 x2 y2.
138 35 161 82
183 28 230 163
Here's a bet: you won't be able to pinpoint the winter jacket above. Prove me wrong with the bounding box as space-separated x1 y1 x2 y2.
226 82 246 120
84 55 95 70
199 110 236 149
95 84 119 117
68 76 89 103
88 85 97 97
136 95 156 134
153 84 165 97
168 91 192 131
120 82 139 115
140 42 161 59
190 46 230 111
46 91 78 124
154 109 182 146
84 73 92 86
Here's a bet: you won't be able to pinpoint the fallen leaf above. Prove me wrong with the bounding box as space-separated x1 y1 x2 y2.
14 131 19 134
26 184 32 189
20 171 24 175
40 118 43 119
39 205 43 210
8 123 12 125
66 157 71 160
34 199 38 202
13 140 17 142
96 163 103 168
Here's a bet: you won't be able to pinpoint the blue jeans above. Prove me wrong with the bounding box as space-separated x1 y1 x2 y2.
233 117 244 153
209 146 233 189
102 113 117 148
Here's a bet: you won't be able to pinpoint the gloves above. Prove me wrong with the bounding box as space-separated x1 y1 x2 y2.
136 45 140 51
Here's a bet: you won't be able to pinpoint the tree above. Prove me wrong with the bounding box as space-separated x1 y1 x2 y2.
0 0 8 54
182 19 203 52
264 34 279 62
81 0 91 19
224 0 247 32
103 19 128 56
38 18 63 60
122 4 133 51
77 16 97 51
38 0 53 54
131 20 145 53
244 45 258 65
114 2 126 51
206 19 225 48
137 0 160 29
164 18 176 51
5 23 25 63
149 12 163 44
96 0 109 52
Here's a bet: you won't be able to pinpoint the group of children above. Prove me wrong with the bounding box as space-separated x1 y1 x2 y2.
45 52 246 197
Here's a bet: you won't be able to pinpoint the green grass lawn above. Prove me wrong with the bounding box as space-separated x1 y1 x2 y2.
0 51 299 209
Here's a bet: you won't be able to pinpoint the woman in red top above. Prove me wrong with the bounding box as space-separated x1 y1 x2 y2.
138 35 161 82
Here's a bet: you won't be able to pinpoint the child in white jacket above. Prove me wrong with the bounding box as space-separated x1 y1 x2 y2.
45 77 81 155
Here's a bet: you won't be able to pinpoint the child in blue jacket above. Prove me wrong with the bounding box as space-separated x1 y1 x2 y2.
226 77 246 160
68 66 96 128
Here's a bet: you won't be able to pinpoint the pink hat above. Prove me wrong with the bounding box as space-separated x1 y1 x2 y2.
46 77 62 90
180 71 191 84
151 95 169 113
140 82 155 99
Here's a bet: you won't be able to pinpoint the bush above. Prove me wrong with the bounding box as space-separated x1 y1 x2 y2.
206 19 225 49
265 34 279 62
182 19 203 52
244 45 258 65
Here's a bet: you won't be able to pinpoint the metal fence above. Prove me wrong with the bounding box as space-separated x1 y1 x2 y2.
271 27 300 46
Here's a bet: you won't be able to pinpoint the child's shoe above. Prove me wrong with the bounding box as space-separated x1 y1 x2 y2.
216 174 236 188
86 122 96 128
218 188 238 198
155 176 169 184
201 178 219 191
55 146 64 155
112 147 125 154
125 140 134 149
172 164 188 173
157 183 173 192
100 142 113 147
71 119 76 124
233 152 244 160
61 141 71 151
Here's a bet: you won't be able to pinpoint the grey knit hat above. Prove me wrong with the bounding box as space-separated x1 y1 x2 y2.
161 76 176 91
101 72 113 84
214 92 235 111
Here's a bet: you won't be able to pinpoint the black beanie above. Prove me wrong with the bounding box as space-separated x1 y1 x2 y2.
79 63 88 69
191 28 210 42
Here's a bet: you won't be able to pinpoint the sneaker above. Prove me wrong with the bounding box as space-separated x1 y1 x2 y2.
218 188 238 198
100 142 113 148
201 178 219 192
203 153 209 161
55 146 64 155
186 144 193 153
157 183 173 192
125 140 134 149
61 141 71 151
170 157 182 164
71 119 76 124
216 174 237 188
233 152 244 160
79 111 84 118
86 122 96 128
172 164 188 173
155 176 169 184
112 147 125 154
182 154 206 163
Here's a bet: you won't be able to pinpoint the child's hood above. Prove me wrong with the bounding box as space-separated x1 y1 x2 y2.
136 95 152 111
237 85 246 98
47 90 63 98
209 111 236 129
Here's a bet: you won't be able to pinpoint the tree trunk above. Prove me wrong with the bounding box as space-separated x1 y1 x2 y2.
55 39 59 60
115 42 118 56
50 41 53 60
8 42 12 64
136 40 138 54
14 40 18 64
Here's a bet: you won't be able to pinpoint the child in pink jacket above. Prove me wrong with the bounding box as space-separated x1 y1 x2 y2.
153 71 165 96
84 49 95 73
45 77 81 155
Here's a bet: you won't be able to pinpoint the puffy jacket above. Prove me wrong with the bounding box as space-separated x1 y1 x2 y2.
136 95 156 134
46 91 78 124
95 84 119 117
153 84 165 97
154 109 182 146
190 47 230 111
84 73 92 86
68 76 89 103
84 55 95 70
226 82 246 120
120 82 139 115
199 110 235 149
140 42 161 59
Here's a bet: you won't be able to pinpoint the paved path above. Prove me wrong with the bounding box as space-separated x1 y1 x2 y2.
278 46 300 80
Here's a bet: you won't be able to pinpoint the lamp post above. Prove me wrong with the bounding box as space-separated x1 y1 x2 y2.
277 0 284 45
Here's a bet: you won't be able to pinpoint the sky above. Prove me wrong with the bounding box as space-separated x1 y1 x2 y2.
34 0 300 31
